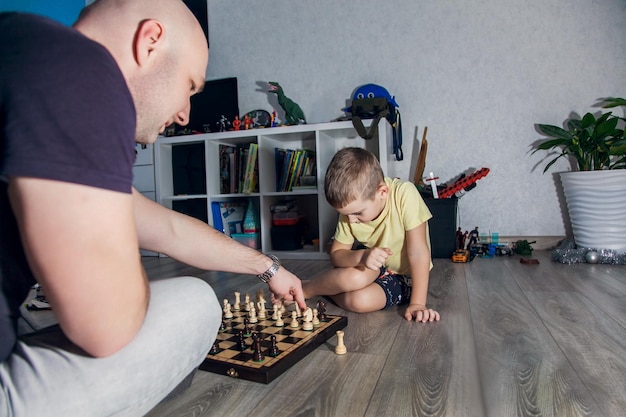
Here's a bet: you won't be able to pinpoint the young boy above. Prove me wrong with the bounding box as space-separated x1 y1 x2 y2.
303 147 440 322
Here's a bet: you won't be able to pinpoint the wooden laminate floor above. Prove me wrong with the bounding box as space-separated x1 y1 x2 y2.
144 251 626 417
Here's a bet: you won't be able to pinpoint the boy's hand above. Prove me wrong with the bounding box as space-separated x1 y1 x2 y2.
361 247 392 271
404 304 440 323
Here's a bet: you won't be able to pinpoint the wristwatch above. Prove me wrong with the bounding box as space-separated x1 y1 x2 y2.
257 254 280 283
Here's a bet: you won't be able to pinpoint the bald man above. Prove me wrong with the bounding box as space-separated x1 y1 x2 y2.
0 1 305 415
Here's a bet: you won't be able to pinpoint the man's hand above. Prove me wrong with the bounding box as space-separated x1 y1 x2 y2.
361 247 392 271
267 267 306 310
404 304 440 323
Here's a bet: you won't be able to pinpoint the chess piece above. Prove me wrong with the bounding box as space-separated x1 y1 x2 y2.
302 307 313 331
209 340 220 355
244 294 251 311
275 311 284 327
317 300 327 322
249 305 258 323
290 311 299 328
252 338 264 362
257 301 267 320
243 318 252 336
237 330 246 351
272 304 279 320
233 291 241 311
268 335 280 357
295 302 302 318
334 330 347 355
312 308 320 327
223 302 233 319
219 320 227 332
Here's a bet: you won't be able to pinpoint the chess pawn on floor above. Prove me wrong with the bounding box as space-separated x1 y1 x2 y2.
275 311 284 327
334 330 347 355
312 308 320 327
233 291 241 311
290 311 299 328
302 307 313 331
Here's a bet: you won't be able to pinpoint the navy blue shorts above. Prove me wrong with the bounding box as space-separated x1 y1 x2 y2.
373 267 412 309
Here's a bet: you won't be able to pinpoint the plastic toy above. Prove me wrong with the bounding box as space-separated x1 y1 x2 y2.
438 168 490 199
452 249 469 263
232 115 241 131
267 82 306 125
344 84 403 161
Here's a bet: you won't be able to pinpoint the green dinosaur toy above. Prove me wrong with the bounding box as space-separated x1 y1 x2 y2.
268 82 306 125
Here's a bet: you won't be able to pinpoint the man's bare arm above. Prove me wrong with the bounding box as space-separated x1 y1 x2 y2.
9 178 148 357
132 189 305 308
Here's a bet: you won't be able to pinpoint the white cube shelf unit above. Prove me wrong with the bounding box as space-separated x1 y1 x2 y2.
154 119 392 259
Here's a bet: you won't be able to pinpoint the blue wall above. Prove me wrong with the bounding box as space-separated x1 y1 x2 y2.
0 0 86 26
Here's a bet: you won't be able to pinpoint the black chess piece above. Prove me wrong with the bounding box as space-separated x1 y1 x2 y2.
243 318 252 336
209 340 220 355
252 339 264 362
219 320 227 332
237 330 246 351
317 299 328 322
268 334 280 357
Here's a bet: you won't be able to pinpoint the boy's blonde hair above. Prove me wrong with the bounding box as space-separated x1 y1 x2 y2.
324 147 384 209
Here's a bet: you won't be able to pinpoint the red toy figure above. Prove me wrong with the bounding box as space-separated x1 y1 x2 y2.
243 114 251 130
232 115 241 131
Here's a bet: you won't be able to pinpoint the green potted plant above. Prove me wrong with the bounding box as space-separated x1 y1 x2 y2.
532 97 626 251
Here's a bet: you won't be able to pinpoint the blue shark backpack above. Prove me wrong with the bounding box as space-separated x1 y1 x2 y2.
344 84 403 161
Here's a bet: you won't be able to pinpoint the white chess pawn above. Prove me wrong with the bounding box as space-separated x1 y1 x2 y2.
312 308 320 327
275 311 284 327
290 311 299 328
244 294 251 311
335 330 347 355
295 302 302 318
223 302 233 319
272 304 279 320
249 305 258 323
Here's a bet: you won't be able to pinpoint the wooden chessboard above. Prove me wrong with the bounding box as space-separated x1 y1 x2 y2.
200 307 348 384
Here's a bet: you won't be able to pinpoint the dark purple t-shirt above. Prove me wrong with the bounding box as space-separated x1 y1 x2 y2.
0 13 136 362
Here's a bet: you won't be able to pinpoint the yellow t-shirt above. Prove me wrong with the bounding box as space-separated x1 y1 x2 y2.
333 177 432 275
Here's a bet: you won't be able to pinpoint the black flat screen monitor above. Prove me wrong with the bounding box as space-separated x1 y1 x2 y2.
171 77 239 135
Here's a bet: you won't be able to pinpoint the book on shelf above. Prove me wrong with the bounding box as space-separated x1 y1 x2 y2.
219 143 258 194
241 142 258 193
211 201 247 236
274 148 316 192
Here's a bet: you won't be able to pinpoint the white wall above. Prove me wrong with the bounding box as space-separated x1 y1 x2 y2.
205 0 626 237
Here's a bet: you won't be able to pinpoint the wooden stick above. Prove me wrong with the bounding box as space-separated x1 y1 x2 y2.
413 126 429 186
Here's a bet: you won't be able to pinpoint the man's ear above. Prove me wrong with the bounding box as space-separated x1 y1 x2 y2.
133 19 165 66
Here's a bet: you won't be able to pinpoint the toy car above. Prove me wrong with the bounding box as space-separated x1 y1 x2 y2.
495 245 514 256
452 249 469 263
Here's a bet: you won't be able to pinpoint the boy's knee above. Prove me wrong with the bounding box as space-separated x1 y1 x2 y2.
336 268 378 291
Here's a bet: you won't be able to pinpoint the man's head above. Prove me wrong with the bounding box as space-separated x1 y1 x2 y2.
74 0 208 144
324 147 387 223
